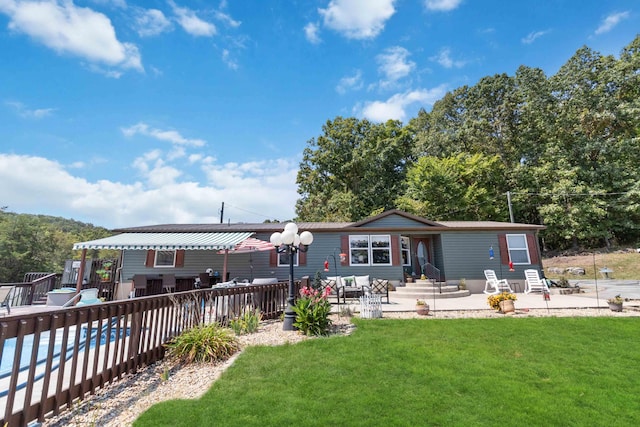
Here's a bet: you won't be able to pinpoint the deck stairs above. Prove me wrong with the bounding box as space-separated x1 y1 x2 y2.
394 279 470 300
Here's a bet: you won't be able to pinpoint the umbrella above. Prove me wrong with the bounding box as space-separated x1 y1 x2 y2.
218 237 274 254
218 237 275 282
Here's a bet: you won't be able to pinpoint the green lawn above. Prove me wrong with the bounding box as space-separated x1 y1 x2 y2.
134 317 640 426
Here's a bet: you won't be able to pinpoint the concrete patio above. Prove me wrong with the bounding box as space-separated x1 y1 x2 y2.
333 279 640 313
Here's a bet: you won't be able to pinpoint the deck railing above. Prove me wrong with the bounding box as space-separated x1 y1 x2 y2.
4 273 60 306
0 281 296 426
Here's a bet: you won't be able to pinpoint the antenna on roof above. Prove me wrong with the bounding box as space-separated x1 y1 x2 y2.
219 202 225 224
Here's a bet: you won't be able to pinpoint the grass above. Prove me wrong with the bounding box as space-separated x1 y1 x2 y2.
543 249 640 280
134 317 640 426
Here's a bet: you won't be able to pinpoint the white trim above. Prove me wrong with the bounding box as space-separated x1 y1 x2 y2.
506 234 531 265
154 250 176 268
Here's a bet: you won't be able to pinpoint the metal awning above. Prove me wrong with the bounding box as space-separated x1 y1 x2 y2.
73 232 254 251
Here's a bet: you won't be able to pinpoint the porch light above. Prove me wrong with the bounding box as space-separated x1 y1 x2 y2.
270 223 314 331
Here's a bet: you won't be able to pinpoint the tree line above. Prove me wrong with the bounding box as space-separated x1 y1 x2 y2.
0 209 115 282
296 35 640 251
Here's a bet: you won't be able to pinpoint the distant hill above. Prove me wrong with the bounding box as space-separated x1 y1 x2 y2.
0 211 116 282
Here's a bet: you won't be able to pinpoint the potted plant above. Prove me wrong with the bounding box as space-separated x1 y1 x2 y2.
96 268 111 282
607 295 624 312
416 299 430 315
487 292 517 313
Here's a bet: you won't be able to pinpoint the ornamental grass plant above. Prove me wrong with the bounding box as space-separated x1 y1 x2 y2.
164 323 240 364
137 317 640 427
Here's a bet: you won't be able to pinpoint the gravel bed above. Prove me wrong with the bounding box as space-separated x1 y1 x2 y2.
43 308 639 426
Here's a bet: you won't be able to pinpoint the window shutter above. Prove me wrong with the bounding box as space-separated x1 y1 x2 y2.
175 250 185 268
526 234 540 265
269 249 277 267
145 250 155 267
299 249 307 266
391 235 400 266
340 235 349 266
498 235 509 265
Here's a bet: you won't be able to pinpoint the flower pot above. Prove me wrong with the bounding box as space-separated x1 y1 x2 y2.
416 305 430 315
608 302 623 312
499 300 515 313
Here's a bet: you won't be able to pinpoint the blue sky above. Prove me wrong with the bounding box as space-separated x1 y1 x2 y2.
0 0 637 229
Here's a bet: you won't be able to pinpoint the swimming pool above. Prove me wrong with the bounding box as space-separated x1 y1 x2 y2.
0 320 130 398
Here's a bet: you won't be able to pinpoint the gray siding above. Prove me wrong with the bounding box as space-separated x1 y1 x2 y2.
358 215 431 228
440 232 538 282
120 231 404 284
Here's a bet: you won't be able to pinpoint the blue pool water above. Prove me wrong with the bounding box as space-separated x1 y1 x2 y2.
0 321 130 398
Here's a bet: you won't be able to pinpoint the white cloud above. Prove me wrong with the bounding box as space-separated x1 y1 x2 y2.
0 0 143 72
304 22 321 44
121 122 206 147
169 0 216 37
5 101 55 118
430 47 465 69
318 0 396 40
135 8 172 37
0 153 298 228
336 70 363 94
214 9 240 28
376 46 415 86
360 86 447 122
521 29 550 44
595 11 629 35
221 49 238 70
424 0 462 12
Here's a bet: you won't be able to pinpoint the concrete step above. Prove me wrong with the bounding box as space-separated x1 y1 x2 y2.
395 284 460 294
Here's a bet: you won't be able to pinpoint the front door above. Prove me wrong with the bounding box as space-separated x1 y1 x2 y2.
413 238 431 276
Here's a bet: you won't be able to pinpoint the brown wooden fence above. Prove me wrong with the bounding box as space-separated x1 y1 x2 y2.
0 281 296 426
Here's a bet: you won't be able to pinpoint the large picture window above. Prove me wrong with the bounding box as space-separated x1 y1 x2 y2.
349 235 392 266
155 250 176 267
506 234 530 264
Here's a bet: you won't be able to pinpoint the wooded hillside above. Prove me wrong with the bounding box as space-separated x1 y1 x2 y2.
0 210 115 282
296 35 640 251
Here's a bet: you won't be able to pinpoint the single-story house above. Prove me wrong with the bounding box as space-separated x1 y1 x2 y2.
73 209 544 296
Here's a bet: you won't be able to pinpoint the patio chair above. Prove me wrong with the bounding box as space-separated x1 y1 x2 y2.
162 274 176 293
133 274 148 297
366 278 390 303
524 269 550 294
0 286 15 315
62 288 102 307
483 269 514 295
322 277 343 303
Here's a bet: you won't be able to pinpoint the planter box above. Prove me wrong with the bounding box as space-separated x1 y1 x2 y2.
47 289 76 306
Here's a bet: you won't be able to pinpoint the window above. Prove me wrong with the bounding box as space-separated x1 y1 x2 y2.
349 236 369 265
349 235 392 266
401 236 411 266
277 250 299 267
155 250 176 267
506 234 530 264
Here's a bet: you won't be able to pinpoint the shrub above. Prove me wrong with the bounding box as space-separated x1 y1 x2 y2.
230 308 262 335
165 323 240 364
292 285 332 336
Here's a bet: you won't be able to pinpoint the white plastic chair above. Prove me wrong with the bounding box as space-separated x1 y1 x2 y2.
524 269 550 294
483 269 513 295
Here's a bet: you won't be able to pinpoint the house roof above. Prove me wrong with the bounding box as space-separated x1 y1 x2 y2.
108 211 544 235
73 232 254 250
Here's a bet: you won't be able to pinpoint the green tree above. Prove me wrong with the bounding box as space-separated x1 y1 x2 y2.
296 117 413 221
396 153 507 221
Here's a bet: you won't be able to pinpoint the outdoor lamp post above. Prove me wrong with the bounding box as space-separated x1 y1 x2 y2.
270 223 314 331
